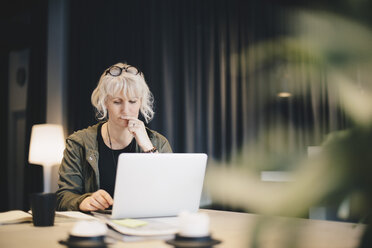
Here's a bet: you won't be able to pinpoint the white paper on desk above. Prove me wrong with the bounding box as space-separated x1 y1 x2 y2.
93 212 179 236
0 210 32 225
55 211 97 220
27 210 97 221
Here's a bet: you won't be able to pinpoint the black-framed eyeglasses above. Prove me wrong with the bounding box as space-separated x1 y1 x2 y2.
105 65 142 77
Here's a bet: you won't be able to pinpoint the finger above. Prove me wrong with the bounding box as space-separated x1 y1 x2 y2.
86 203 98 211
130 120 145 130
128 120 137 128
128 123 141 134
98 190 114 205
80 197 97 212
90 197 106 210
91 192 108 209
93 193 110 208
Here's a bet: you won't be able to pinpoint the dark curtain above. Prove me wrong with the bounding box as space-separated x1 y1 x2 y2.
67 0 347 161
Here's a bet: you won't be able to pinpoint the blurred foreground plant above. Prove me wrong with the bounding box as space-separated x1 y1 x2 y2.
205 8 372 248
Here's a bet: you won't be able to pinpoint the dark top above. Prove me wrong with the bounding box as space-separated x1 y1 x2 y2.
97 123 136 198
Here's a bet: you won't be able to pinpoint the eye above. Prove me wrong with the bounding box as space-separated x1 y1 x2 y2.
129 100 137 104
113 99 122 104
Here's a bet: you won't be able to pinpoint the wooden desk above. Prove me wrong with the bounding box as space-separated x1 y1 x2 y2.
0 209 365 248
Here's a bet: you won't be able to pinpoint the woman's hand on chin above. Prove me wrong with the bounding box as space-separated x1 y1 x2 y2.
124 116 154 152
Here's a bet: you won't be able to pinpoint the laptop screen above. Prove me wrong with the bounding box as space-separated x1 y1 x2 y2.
111 153 208 219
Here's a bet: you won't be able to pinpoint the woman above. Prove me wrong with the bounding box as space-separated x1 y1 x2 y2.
56 62 172 211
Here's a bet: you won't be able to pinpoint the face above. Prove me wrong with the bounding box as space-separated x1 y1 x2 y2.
105 91 141 127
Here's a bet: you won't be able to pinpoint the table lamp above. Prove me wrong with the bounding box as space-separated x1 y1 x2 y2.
28 124 65 193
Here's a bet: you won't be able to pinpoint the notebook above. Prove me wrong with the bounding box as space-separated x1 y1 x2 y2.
110 153 208 219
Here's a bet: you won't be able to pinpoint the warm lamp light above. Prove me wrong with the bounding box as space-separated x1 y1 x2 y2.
28 124 65 193
277 92 292 98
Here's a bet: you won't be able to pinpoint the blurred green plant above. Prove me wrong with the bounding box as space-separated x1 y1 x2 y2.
206 8 372 248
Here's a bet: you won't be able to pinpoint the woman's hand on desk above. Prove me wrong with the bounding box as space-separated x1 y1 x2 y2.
79 189 113 211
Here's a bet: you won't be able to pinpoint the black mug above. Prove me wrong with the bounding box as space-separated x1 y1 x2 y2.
30 192 56 226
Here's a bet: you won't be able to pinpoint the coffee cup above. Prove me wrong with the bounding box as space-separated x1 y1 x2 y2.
30 192 56 226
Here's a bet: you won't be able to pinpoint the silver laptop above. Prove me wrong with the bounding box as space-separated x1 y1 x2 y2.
110 153 208 219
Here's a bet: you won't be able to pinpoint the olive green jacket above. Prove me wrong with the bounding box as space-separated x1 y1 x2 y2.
56 122 172 211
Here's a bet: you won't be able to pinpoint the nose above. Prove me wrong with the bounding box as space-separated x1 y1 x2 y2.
122 101 130 114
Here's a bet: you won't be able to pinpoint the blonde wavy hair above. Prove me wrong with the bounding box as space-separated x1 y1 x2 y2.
91 62 154 123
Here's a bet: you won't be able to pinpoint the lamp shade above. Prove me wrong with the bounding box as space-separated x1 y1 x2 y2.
28 124 65 167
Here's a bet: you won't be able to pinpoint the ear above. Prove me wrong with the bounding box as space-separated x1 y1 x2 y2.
104 96 109 108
